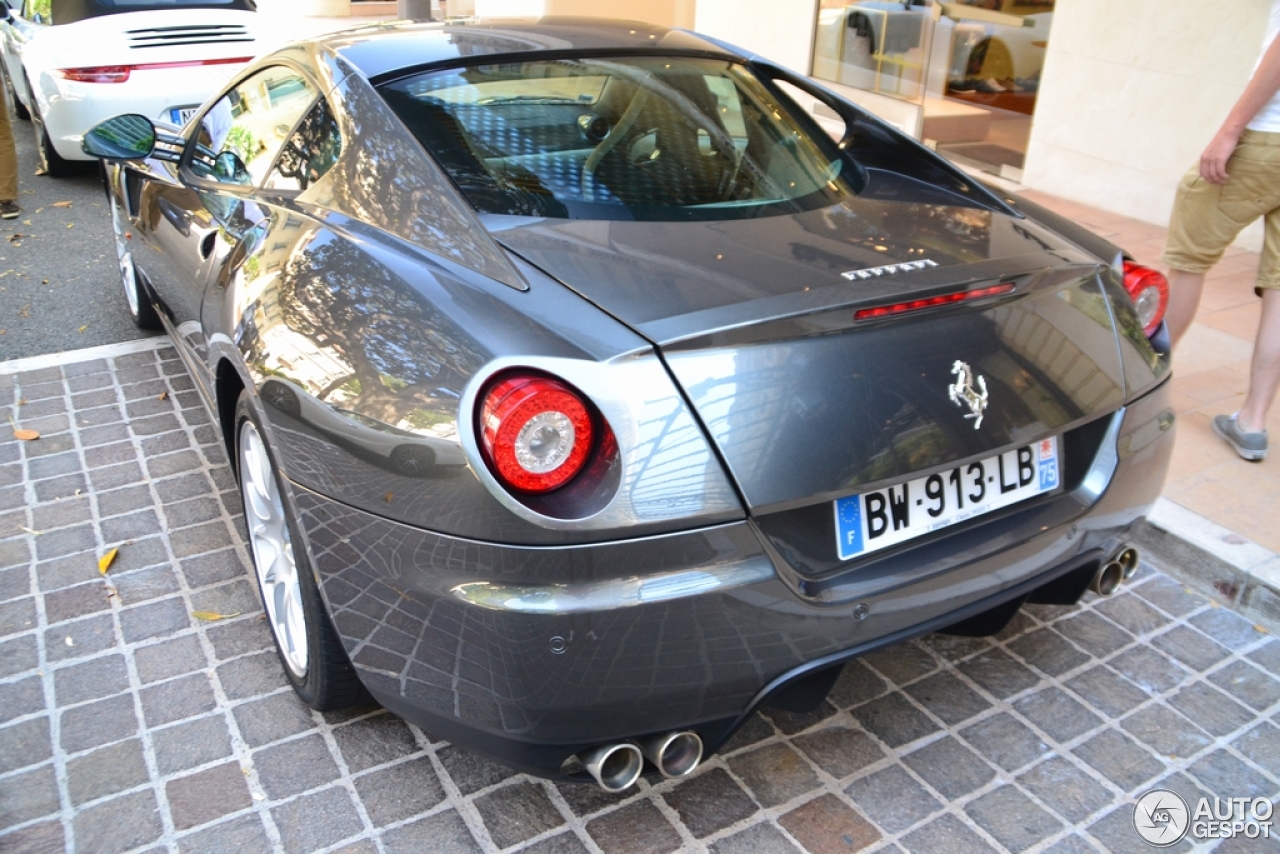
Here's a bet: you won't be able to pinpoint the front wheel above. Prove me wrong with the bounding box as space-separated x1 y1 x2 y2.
235 392 368 710
110 196 161 330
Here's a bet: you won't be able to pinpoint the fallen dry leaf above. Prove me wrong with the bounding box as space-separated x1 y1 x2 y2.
7 233 21 243
98 547 119 574
383 492 394 503
19 525 41 536
192 610 242 622
64 637 74 647
51 200 72 208
157 391 168 401
13 428 39 441
66 223 74 230
77 325 88 334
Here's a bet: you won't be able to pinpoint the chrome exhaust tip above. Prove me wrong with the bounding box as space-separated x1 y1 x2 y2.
579 742 643 793
1092 560 1124 596
1116 546 1140 579
640 731 703 779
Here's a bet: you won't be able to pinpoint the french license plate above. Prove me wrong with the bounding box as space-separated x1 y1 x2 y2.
834 436 1061 561
169 105 199 126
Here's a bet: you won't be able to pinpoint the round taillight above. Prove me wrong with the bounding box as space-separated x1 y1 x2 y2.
1122 260 1169 337
480 375 596 493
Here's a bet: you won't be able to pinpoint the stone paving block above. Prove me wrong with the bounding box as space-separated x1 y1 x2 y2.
169 521 234 559
475 781 566 848
34 524 95 561
828 662 891 710
67 738 149 806
176 813 272 854
53 652 129 706
152 714 234 775
188 579 259 621
100 509 164 544
792 726 885 781
45 615 118 665
0 674 44 724
777 793 880 854
381 809 481 854
761 701 840 736
1132 575 1207 618
215 649 289 701
709 822 802 854
719 713 776 756
331 712 420 774
0 821 65 854
1053 610 1135 658
178 548 246 590
1008 629 1094 681
959 712 1051 773
552 780 634 819
272 785 365 852
587 799 683 854
861 643 937 686
1072 728 1163 792
120 597 191 644
0 633 37 678
1121 704 1214 759
729 742 822 808
965 784 1062 852
899 813 993 854
1016 755 1115 824
848 692 938 749
102 536 167 574
520 833 591 854
1107 645 1193 695
354 756 445 827
206 617 274 661
43 580 110 623
435 743 517 796
0 565 28 604
1012 686 1104 744
663 766 759 838
0 763 60 826
0 595 35 637
902 671 991 726
955 648 1040 699
902 736 996 801
166 761 253 832
232 691 317 749
1168 681 1257 738
1209 659 1280 711
1189 607 1269 650
71 789 164 854
844 766 941 834
253 733 341 800
59 693 138 753
1064 665 1150 719
1189 749 1276 799
30 495 92 532
1233 722 1280 777
0 715 52 771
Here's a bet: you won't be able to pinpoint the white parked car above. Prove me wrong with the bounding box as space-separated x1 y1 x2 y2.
0 0 259 176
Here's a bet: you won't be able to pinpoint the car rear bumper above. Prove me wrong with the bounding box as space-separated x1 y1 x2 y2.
294 379 1173 778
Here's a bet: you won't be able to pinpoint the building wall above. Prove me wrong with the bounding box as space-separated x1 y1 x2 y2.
1023 0 1270 248
693 0 819 74
476 0 695 27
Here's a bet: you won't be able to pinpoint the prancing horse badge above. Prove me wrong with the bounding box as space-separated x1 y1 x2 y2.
948 360 988 429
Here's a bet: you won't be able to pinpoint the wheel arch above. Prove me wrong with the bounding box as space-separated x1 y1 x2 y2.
215 357 246 473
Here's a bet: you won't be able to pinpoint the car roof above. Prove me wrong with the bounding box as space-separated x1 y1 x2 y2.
321 17 744 82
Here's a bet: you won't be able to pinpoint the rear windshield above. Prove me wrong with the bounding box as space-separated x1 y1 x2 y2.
378 56 861 221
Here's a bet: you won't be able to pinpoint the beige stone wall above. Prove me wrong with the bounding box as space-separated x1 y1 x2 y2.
475 0 694 26
694 0 819 74
1023 0 1271 248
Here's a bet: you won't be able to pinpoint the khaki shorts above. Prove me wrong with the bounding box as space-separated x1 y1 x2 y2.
1163 129 1280 292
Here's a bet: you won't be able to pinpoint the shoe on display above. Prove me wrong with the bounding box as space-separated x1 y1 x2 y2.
0 200 19 220
973 78 1006 93
1213 413 1268 461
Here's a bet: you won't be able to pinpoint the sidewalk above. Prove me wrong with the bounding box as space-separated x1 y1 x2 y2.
1013 189 1280 630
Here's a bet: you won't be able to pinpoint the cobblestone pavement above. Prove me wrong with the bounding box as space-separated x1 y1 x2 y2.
3 341 1280 854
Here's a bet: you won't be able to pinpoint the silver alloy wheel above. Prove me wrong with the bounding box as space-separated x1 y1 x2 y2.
111 199 139 316
239 420 309 678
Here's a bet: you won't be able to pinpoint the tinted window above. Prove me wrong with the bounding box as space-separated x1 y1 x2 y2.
379 56 859 221
264 98 342 192
189 66 316 188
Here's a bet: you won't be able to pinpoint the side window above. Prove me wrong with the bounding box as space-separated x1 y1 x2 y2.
189 66 317 188
264 98 343 192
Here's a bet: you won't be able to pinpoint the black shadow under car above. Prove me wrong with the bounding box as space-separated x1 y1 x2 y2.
82 17 1174 791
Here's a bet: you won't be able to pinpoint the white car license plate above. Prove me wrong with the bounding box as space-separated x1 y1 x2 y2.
169 106 200 127
834 436 1061 561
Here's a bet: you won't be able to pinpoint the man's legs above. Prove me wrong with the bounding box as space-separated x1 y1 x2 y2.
1166 268 1207 348
0 87 17 205
1238 288 1280 434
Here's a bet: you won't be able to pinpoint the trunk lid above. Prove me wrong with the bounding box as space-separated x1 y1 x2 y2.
492 196 1128 512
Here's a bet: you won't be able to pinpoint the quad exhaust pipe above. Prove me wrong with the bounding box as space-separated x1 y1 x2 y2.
579 731 704 791
1091 545 1139 596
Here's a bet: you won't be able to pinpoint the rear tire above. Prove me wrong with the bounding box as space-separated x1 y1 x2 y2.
28 79 74 177
235 391 369 711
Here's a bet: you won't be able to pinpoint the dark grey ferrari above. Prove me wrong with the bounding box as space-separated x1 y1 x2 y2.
84 17 1175 790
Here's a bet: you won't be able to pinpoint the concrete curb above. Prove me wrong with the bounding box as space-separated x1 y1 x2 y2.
1135 496 1280 631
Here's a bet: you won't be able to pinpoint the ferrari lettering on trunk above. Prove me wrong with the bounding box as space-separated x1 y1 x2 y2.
841 259 938 280
834 437 1061 561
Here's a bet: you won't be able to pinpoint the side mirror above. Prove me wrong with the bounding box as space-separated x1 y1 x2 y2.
213 150 251 185
82 114 157 160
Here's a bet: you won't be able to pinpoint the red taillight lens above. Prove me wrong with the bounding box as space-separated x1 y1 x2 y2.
1122 260 1169 337
56 65 131 84
55 57 252 85
480 375 597 493
854 282 1016 321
